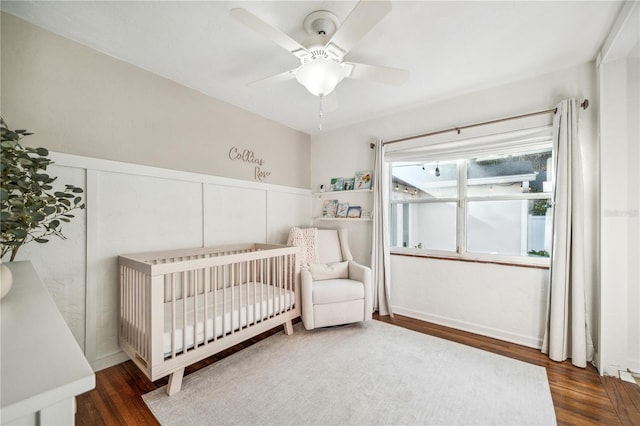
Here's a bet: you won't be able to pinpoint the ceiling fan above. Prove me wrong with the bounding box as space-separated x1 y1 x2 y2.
230 0 409 110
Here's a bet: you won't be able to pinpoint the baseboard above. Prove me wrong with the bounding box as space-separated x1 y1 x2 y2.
90 351 130 372
391 305 543 349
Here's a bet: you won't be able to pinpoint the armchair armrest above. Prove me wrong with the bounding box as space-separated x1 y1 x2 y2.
348 261 373 320
300 267 315 330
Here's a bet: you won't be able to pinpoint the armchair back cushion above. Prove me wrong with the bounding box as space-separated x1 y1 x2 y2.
316 231 343 263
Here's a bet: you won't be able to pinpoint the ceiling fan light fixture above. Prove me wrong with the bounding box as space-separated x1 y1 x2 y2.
295 60 345 97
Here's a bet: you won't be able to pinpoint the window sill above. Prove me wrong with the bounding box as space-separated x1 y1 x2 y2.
390 248 550 270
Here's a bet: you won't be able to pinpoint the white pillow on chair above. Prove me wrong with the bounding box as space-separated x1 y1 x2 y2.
309 261 349 280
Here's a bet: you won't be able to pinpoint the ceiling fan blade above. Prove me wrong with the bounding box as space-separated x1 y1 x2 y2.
247 69 297 88
325 0 392 59
321 91 339 113
344 62 409 86
230 8 310 60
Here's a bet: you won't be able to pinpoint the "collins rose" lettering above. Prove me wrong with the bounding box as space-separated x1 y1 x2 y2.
228 147 271 181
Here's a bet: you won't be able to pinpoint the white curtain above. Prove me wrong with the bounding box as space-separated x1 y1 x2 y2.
542 99 594 367
371 140 392 316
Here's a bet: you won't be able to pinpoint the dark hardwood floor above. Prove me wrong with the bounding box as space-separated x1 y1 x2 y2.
76 314 640 425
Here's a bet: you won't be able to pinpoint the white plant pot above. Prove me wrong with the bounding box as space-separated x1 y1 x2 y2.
1 262 13 300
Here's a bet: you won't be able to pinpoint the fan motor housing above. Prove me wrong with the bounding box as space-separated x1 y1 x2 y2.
303 10 340 37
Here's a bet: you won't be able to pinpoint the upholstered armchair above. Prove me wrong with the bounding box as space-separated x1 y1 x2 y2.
300 228 373 330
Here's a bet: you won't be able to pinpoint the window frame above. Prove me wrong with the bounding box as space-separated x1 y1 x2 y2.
389 154 553 268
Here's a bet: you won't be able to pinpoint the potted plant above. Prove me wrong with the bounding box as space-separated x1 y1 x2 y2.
0 118 85 296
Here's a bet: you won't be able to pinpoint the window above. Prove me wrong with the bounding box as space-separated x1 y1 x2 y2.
390 144 553 265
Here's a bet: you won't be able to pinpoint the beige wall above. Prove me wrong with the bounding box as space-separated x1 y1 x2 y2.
1 13 310 189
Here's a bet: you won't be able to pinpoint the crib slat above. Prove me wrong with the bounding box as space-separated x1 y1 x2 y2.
142 270 147 359
266 257 271 319
230 264 235 335
136 269 141 356
189 271 198 349
213 266 218 342
260 259 264 322
134 269 140 355
182 271 187 354
252 260 257 326
244 260 249 329
134 269 138 357
222 265 227 337
203 267 209 347
171 273 176 359
287 254 292 311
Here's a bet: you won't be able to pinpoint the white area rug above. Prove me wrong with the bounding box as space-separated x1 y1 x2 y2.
143 321 556 425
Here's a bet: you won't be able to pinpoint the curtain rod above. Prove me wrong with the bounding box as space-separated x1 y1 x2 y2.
372 99 589 148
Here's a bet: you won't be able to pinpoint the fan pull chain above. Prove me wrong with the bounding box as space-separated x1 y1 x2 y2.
318 95 324 131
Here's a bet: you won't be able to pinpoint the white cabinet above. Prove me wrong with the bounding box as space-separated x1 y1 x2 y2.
1 261 95 425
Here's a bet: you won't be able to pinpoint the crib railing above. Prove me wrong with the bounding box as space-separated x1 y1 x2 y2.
119 243 299 382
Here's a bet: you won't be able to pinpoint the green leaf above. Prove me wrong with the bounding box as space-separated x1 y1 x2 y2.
34 238 49 243
31 212 45 222
10 228 28 238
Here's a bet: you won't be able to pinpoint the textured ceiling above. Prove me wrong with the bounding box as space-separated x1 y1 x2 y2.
1 1 624 135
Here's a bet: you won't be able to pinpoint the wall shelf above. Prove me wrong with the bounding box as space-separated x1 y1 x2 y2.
313 217 372 222
313 188 373 198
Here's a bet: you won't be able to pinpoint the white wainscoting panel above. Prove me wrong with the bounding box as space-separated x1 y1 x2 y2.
267 191 312 244
10 165 87 350
10 153 312 371
204 184 267 245
93 171 204 360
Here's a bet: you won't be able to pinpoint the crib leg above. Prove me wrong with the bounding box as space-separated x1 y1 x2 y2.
284 319 293 335
166 367 185 396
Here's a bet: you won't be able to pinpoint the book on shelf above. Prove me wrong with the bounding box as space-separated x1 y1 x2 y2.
336 202 349 218
322 199 339 218
330 177 344 191
347 206 362 218
354 170 372 190
343 178 355 191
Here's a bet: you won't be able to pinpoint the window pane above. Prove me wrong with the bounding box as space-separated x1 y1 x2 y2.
391 161 457 200
467 149 552 196
391 202 456 251
467 199 552 257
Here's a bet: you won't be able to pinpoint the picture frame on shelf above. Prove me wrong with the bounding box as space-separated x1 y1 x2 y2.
347 206 362 218
344 178 355 191
336 202 349 218
354 170 372 190
330 177 344 191
322 199 339 218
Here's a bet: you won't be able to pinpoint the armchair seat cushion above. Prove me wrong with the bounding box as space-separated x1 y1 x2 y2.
312 279 365 305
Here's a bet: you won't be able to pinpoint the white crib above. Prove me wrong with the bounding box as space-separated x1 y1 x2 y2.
118 243 300 395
